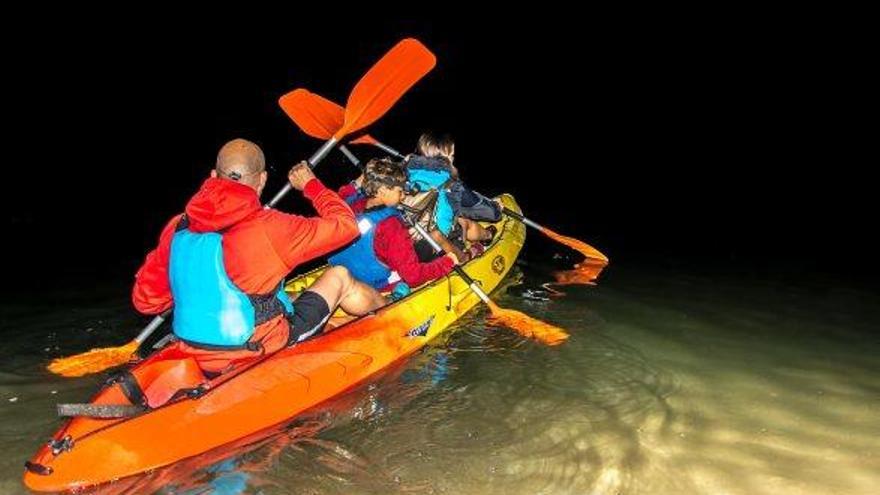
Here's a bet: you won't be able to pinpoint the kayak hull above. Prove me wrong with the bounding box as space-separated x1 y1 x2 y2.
23 194 525 493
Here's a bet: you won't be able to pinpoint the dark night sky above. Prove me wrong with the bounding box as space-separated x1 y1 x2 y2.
2 15 872 293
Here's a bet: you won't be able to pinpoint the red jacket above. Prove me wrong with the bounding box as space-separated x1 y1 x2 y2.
338 184 453 290
132 177 357 372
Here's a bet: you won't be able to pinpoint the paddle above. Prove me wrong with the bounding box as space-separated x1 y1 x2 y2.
48 38 436 378
280 90 609 281
500 208 609 284
48 309 171 377
278 89 404 168
406 220 569 345
270 38 433 206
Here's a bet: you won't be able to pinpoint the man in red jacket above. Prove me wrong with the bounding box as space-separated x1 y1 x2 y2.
133 138 386 374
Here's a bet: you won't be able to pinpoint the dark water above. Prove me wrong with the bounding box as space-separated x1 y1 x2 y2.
2 261 878 494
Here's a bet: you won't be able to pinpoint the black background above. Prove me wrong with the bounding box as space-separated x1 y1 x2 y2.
2 14 871 294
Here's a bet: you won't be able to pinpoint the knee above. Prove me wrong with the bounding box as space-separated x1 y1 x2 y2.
325 265 354 287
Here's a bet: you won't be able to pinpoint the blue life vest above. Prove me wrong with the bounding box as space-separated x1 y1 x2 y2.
169 221 293 348
407 168 455 235
328 207 403 290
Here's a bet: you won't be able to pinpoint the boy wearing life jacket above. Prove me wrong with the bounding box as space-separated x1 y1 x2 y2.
403 133 502 262
329 158 457 299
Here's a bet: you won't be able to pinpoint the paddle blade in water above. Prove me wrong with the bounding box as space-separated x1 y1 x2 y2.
485 301 569 345
539 227 610 284
553 257 609 285
47 340 139 378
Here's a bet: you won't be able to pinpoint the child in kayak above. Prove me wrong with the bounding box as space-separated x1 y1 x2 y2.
403 133 502 262
329 158 457 299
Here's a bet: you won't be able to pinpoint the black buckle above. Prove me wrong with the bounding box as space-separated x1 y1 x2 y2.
48 435 74 456
185 385 208 399
169 384 209 402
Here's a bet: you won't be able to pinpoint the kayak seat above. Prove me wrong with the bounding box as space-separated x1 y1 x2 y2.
133 356 207 408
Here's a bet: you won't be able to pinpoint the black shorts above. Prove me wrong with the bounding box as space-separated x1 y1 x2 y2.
414 238 443 263
288 290 332 344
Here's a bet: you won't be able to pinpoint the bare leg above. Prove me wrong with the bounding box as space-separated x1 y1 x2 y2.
458 217 492 243
306 266 386 316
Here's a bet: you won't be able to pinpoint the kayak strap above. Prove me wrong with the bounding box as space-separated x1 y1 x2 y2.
57 403 146 418
399 189 441 238
106 370 147 407
56 384 208 419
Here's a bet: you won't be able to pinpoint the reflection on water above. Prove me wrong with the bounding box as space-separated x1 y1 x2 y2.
2 268 879 494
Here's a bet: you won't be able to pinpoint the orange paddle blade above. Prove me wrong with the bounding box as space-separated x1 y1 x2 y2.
485 301 569 346
47 339 139 378
279 89 376 144
338 38 436 139
540 227 610 285
279 89 341 140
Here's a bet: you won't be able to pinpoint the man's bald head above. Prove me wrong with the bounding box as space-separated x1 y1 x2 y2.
214 138 268 193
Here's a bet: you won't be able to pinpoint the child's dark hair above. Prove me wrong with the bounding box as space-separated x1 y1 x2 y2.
363 158 407 197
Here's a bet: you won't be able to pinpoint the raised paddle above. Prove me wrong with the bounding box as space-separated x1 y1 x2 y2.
269 38 434 206
48 39 437 377
281 89 609 280
278 89 404 170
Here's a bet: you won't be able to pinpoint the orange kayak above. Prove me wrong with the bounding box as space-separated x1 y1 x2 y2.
23 194 526 493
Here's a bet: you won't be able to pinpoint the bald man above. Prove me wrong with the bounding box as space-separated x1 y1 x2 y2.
133 138 386 374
